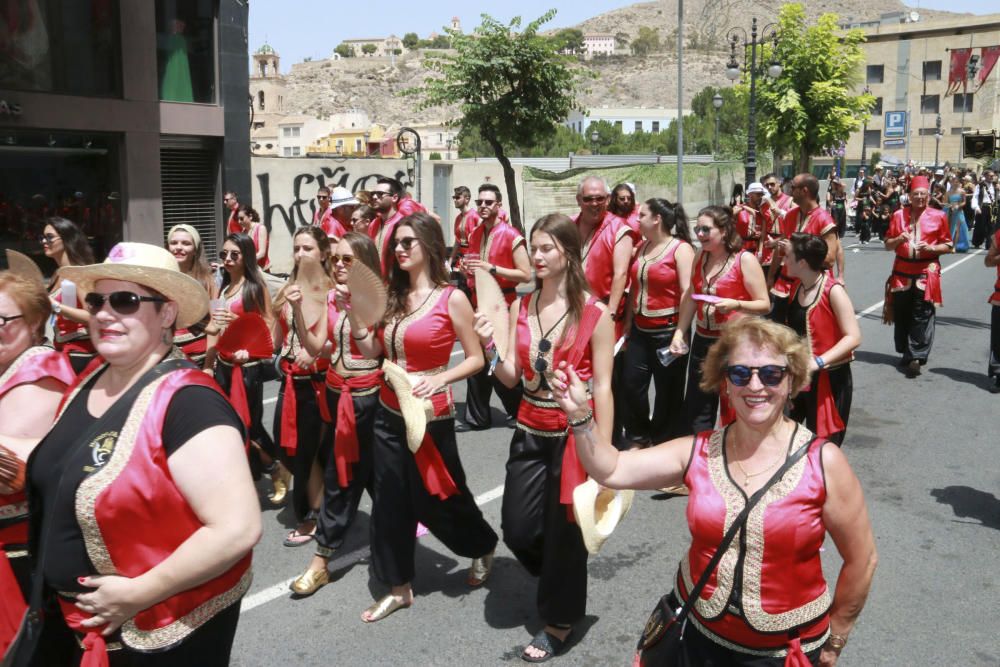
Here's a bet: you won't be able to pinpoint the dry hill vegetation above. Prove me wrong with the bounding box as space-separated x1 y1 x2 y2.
282 0 961 126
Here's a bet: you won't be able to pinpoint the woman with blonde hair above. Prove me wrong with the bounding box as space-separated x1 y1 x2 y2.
166 224 218 365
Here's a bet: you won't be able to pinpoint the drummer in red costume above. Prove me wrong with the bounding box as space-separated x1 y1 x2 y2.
784 234 861 446
312 186 350 241
368 177 406 275
767 173 844 323
883 175 953 378
22 243 259 665
349 212 498 623
0 272 75 655
459 183 531 431
286 232 383 595
986 230 1000 392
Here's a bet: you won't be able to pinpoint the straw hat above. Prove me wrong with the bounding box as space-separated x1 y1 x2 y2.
345 261 387 329
474 268 509 360
572 479 635 555
381 360 433 454
3 249 44 287
60 242 208 329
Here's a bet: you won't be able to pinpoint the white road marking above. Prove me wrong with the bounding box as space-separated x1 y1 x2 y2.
240 483 506 614
854 249 983 320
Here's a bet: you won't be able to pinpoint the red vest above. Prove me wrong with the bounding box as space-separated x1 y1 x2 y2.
453 210 480 253
466 220 525 306
575 211 636 303
369 210 404 275
55 365 252 651
887 206 950 306
629 239 688 331
735 207 761 254
314 207 347 240
678 428 831 653
772 206 836 298
991 229 1000 306
515 293 599 393
796 274 851 364
692 251 753 338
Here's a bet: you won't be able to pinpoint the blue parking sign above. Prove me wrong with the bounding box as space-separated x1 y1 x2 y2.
885 111 907 138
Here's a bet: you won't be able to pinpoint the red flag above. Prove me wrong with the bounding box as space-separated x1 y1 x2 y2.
947 48 973 96
974 45 1000 93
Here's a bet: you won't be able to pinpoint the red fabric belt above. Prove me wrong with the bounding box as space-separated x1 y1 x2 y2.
57 598 109 667
327 370 381 487
0 523 28 655
277 359 327 455
814 369 845 438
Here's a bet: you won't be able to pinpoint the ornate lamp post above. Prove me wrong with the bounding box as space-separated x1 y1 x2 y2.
934 113 942 167
712 92 723 156
590 129 600 156
859 84 871 172
725 18 781 186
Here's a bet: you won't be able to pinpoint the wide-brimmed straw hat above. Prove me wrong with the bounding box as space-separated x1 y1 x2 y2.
60 242 208 329
475 268 509 360
381 360 433 454
3 249 44 287
572 479 635 554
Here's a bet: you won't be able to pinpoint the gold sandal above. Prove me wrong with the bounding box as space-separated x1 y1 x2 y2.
268 462 293 505
467 549 495 587
361 594 411 623
290 568 329 596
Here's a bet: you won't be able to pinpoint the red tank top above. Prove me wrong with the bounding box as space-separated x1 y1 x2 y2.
791 274 852 364
325 293 380 382
515 292 599 394
630 238 687 331
692 251 753 338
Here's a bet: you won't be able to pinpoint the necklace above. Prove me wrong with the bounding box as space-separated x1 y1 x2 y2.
729 425 794 488
533 296 570 383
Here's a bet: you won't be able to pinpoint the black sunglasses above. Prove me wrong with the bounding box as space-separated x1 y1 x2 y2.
581 195 607 203
395 237 419 251
370 191 390 199
0 314 25 327
475 199 497 207
39 234 60 244
724 364 788 387
219 250 241 260
84 291 166 316
694 225 714 235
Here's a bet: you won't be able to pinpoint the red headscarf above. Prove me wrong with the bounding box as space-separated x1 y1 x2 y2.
909 175 930 192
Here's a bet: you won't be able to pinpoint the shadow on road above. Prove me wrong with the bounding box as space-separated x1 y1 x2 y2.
930 486 1000 531
853 350 905 373
937 315 991 331
927 366 994 390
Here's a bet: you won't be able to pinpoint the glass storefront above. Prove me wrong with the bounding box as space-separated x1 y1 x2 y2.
0 0 120 97
0 130 122 273
155 0 216 104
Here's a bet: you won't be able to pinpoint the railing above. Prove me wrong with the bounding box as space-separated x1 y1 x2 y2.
456 154 717 171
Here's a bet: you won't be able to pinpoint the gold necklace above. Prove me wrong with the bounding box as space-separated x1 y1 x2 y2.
730 428 791 488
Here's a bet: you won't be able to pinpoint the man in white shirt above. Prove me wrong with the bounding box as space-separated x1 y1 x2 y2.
972 170 997 249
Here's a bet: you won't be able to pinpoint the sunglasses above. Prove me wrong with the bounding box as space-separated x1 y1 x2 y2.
475 199 497 207
0 314 24 327
532 338 554 386
84 291 166 316
39 234 60 244
581 195 607 203
724 364 788 387
219 250 241 260
370 191 390 199
395 237 419 251
317 194 329 199
331 254 354 267
694 225 714 235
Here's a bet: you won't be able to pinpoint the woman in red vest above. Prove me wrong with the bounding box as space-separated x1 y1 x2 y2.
552 316 877 666
0 272 75 655
474 213 614 662
235 205 270 271
20 243 259 665
43 217 97 375
986 228 1000 392
784 233 861 446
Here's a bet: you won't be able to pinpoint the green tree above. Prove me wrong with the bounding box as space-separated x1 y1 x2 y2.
412 11 589 231
429 34 451 49
551 28 584 55
753 3 874 172
361 43 377 56
333 43 354 58
631 26 660 57
402 32 419 50
614 32 630 50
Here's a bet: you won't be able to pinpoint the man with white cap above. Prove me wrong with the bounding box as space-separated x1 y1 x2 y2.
735 182 768 255
313 186 355 240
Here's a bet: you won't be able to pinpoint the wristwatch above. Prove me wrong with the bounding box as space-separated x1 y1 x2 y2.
488 264 497 276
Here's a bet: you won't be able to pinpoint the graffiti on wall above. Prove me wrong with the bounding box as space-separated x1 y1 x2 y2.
255 165 412 234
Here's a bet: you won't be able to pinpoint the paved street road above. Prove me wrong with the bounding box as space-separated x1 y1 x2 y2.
232 231 1000 666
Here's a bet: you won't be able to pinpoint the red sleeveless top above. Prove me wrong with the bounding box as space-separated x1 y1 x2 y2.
325 293 381 383
466 221 525 304
792 273 852 364
692 251 753 338
629 239 688 331
515 292 599 394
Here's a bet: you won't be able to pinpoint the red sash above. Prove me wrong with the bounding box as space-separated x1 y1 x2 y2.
276 360 328 455
0 519 27 655
327 370 382 487
57 598 110 667
814 369 846 438
380 386 459 500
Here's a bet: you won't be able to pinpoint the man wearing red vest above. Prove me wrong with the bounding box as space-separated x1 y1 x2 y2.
458 184 531 431
449 185 480 298
368 177 406 275
224 191 240 234
312 186 349 240
884 175 953 377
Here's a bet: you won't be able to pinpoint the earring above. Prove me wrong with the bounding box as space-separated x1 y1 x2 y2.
162 328 173 346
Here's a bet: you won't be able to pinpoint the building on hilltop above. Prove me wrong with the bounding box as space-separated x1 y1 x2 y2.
250 43 287 156
276 115 332 157
583 34 616 59
339 35 403 58
309 122 391 158
564 107 689 135
840 12 1000 169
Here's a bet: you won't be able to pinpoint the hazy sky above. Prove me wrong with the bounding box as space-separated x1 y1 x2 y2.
248 1 998 68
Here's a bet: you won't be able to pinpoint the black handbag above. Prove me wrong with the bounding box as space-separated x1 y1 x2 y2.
635 428 816 667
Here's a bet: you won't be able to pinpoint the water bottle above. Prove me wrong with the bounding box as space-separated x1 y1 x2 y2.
60 279 77 308
214 266 224 291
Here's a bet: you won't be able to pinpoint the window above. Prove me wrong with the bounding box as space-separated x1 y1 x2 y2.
0 0 120 97
258 91 265 111
953 93 973 113
920 94 939 114
335 139 344 152
872 97 883 116
866 65 884 84
282 126 300 138
156 1 217 103
951 126 970 135
283 147 292 157
614 120 622 130
355 139 362 152
918 128 942 136
652 121 660 133
922 60 942 81
292 147 301 156
634 121 643 132
864 129 881 148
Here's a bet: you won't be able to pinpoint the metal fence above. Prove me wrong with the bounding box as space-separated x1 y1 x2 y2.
457 154 716 172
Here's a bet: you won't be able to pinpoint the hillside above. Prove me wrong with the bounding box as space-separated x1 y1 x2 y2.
281 0 963 126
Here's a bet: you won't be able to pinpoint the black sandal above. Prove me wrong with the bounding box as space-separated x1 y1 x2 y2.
521 626 572 663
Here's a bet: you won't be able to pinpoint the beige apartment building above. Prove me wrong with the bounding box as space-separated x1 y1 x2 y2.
843 12 1000 168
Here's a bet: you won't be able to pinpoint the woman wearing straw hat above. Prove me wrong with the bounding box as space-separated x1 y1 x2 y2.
473 213 614 662
204 233 288 502
0 271 76 654
551 316 877 666
41 217 97 375
166 224 219 365
269 227 334 547
285 232 384 594
18 242 259 665
349 212 498 622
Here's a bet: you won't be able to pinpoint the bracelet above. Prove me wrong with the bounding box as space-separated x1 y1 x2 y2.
815 355 825 369
568 411 594 428
825 633 848 652
352 329 369 341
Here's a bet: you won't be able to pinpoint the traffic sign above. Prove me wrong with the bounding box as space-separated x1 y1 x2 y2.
884 139 906 147
885 111 907 138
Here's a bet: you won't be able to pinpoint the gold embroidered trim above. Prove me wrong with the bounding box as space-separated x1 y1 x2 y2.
0 345 50 394
515 422 567 437
55 330 89 344
4 549 28 558
695 253 739 333
386 286 444 368
685 613 830 657
799 272 826 358
636 239 679 318
332 312 380 372
120 569 252 650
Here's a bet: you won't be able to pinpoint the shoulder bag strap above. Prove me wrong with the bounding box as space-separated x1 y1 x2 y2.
676 428 819 624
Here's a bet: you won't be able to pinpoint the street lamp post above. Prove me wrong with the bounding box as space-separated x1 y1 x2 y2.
934 113 942 167
712 92 723 156
363 131 370 157
725 17 781 186
859 84 871 173
590 129 599 156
